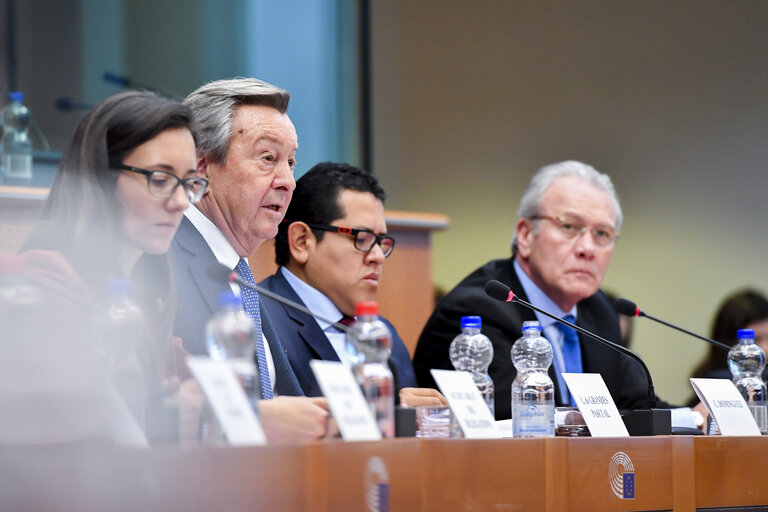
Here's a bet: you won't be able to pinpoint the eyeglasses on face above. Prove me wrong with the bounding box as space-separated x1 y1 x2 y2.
117 165 209 204
530 214 618 248
305 222 395 257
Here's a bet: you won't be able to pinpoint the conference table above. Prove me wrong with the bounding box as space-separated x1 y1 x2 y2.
2 435 766 511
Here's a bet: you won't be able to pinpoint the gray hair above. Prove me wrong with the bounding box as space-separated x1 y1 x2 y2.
183 77 290 164
512 160 623 252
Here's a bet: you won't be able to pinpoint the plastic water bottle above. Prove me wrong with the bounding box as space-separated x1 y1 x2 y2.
511 320 555 437
346 301 395 438
0 91 33 181
449 315 495 416
206 291 261 408
728 328 768 434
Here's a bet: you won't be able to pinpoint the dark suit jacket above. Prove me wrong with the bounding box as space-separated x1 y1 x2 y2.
259 270 417 397
413 258 648 419
169 216 303 396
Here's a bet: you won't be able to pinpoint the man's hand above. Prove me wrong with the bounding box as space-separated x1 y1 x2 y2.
258 396 330 443
399 387 448 407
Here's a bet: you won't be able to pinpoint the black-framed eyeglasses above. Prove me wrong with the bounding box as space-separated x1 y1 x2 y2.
305 222 395 257
117 165 209 204
530 214 618 248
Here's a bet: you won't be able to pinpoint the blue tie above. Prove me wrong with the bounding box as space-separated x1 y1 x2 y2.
235 259 273 399
556 315 582 405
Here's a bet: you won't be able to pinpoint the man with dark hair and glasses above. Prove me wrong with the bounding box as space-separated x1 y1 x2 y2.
261 162 445 407
413 161 648 420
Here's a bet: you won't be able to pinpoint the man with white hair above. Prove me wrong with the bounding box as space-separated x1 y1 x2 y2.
413 161 647 419
170 78 329 442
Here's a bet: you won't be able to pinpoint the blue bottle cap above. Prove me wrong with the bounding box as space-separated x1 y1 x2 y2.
461 316 482 329
522 320 541 332
737 328 755 340
8 91 23 102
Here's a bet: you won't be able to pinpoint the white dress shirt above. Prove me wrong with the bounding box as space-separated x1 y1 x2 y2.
184 206 276 391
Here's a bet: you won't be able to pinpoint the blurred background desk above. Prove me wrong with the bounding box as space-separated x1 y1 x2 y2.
2 436 766 511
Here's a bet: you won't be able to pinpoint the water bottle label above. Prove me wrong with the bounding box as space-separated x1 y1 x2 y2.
513 403 554 436
748 404 768 435
5 153 32 179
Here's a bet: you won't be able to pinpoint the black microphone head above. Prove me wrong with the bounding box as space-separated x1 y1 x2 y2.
614 297 640 317
206 262 234 284
485 280 512 302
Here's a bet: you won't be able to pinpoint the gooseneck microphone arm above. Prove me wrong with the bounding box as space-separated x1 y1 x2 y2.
614 297 730 352
207 263 403 404
484 279 657 409
206 263 349 333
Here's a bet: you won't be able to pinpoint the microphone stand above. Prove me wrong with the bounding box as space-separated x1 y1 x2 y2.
486 281 671 436
208 263 416 436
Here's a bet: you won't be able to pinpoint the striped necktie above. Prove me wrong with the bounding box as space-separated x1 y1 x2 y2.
235 259 273 399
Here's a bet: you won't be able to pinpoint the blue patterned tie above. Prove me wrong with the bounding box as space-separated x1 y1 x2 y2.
556 315 582 405
235 259 273 399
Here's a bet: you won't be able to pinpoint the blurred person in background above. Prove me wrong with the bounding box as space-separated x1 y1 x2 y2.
171 78 330 442
0 90 205 443
687 288 768 406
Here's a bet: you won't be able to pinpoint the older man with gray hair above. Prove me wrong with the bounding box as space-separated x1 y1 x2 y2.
413 161 647 420
170 78 329 442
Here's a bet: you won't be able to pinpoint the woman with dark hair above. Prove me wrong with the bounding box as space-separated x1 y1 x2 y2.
687 289 768 406
1 90 207 443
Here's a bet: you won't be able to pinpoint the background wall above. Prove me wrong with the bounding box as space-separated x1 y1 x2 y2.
4 0 767 406
370 0 768 405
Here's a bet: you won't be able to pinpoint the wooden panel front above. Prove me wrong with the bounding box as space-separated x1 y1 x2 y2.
693 436 768 508
421 438 547 510
564 437 676 511
151 445 309 512
306 438 422 511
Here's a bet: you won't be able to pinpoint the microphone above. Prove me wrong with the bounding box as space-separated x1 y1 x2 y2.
614 297 730 352
484 279 671 436
55 97 94 111
206 263 349 332
206 263 406 414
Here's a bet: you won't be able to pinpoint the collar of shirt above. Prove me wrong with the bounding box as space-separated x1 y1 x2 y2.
279 267 345 331
513 259 577 404
184 205 240 271
513 259 576 327
185 206 277 389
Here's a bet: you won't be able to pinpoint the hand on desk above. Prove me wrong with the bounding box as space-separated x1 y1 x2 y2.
259 396 330 443
399 387 448 407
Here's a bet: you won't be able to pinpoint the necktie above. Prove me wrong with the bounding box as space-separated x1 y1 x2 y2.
338 315 356 326
235 259 273 399
556 315 582 405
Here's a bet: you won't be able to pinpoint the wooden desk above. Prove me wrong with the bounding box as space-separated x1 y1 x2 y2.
2 437 767 511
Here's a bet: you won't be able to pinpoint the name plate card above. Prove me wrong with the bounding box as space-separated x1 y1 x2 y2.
310 360 382 441
431 369 502 439
563 373 629 437
690 378 761 436
187 357 266 445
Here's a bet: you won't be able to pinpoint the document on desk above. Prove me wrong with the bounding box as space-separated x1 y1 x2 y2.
431 369 502 439
563 373 629 437
187 357 267 445
690 378 761 436
310 360 382 441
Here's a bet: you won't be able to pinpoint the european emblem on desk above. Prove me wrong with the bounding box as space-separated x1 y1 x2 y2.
609 452 635 500
365 456 389 512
